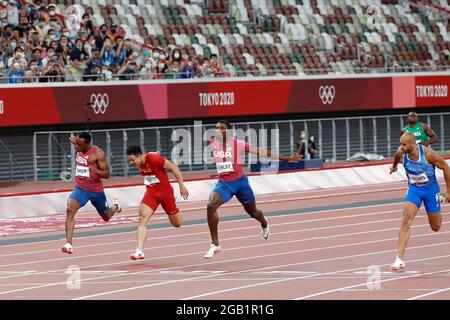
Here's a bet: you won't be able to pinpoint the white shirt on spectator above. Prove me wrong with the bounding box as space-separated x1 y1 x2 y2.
7 4 18 26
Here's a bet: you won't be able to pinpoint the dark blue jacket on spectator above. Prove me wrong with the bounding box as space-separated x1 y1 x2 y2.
101 48 115 67
180 65 196 78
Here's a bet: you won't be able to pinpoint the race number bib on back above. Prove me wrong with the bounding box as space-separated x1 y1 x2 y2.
144 175 160 186
409 172 429 184
216 162 234 174
75 165 90 178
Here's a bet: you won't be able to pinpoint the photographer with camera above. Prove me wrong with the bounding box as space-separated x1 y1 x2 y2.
117 57 139 80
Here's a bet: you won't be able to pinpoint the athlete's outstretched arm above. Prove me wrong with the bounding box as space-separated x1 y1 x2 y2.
390 149 403 174
422 123 438 146
427 149 450 202
91 149 111 179
164 159 189 200
248 146 302 163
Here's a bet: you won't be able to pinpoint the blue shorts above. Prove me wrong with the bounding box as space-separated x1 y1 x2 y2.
212 175 255 205
68 187 109 215
404 182 441 214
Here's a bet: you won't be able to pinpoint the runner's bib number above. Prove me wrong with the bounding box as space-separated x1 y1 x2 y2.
409 172 429 184
216 162 234 174
75 165 90 178
144 175 160 186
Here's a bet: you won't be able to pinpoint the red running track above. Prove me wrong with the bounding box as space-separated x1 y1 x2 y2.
0 181 449 300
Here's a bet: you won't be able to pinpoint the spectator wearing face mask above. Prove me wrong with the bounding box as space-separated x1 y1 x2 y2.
296 129 320 159
4 60 24 83
139 58 154 80
70 38 86 61
27 59 42 82
44 17 61 37
95 24 108 50
153 57 168 80
171 49 182 64
113 36 126 65
59 35 72 54
45 28 58 46
46 5 64 25
165 60 181 79
8 49 27 68
42 46 56 67
201 58 214 78
180 58 196 79
100 38 115 67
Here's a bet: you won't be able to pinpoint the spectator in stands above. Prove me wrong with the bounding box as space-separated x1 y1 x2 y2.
42 59 66 82
83 48 101 80
95 24 108 50
5 0 19 27
117 58 139 80
70 37 85 61
165 60 181 79
139 58 154 80
296 129 319 159
171 49 182 64
27 59 42 81
4 60 24 83
210 54 223 77
200 58 214 77
113 36 126 65
100 37 115 67
180 58 196 79
82 61 102 81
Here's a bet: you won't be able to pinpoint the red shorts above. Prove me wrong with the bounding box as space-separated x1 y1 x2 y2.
141 189 179 215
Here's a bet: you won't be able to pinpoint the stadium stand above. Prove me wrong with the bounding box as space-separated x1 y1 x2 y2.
0 0 449 82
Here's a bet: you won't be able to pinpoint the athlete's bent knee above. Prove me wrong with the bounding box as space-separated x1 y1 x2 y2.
401 216 414 229
101 214 110 222
66 208 76 218
431 224 441 232
207 203 217 215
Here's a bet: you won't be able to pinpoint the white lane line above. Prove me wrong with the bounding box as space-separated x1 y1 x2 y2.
0 206 416 268
407 287 450 300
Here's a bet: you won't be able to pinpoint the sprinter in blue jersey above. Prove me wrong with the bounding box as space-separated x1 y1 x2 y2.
389 133 450 271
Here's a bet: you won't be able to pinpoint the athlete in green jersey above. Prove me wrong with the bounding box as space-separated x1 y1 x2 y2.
400 112 437 146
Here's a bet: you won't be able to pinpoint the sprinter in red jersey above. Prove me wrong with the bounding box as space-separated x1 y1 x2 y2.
126 145 189 260
61 132 122 255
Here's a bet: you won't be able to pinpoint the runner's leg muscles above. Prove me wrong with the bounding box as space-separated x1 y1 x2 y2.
66 199 81 245
207 192 224 246
242 202 268 228
398 201 419 260
137 203 155 250
427 213 442 232
168 211 183 228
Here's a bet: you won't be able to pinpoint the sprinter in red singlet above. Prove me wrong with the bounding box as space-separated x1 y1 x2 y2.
61 132 122 255
126 145 189 260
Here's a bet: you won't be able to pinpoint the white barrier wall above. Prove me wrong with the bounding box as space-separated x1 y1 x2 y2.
0 161 447 219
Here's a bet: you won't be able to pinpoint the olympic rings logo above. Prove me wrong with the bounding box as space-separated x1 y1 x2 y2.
318 86 335 104
0 100 4 115
90 93 109 114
